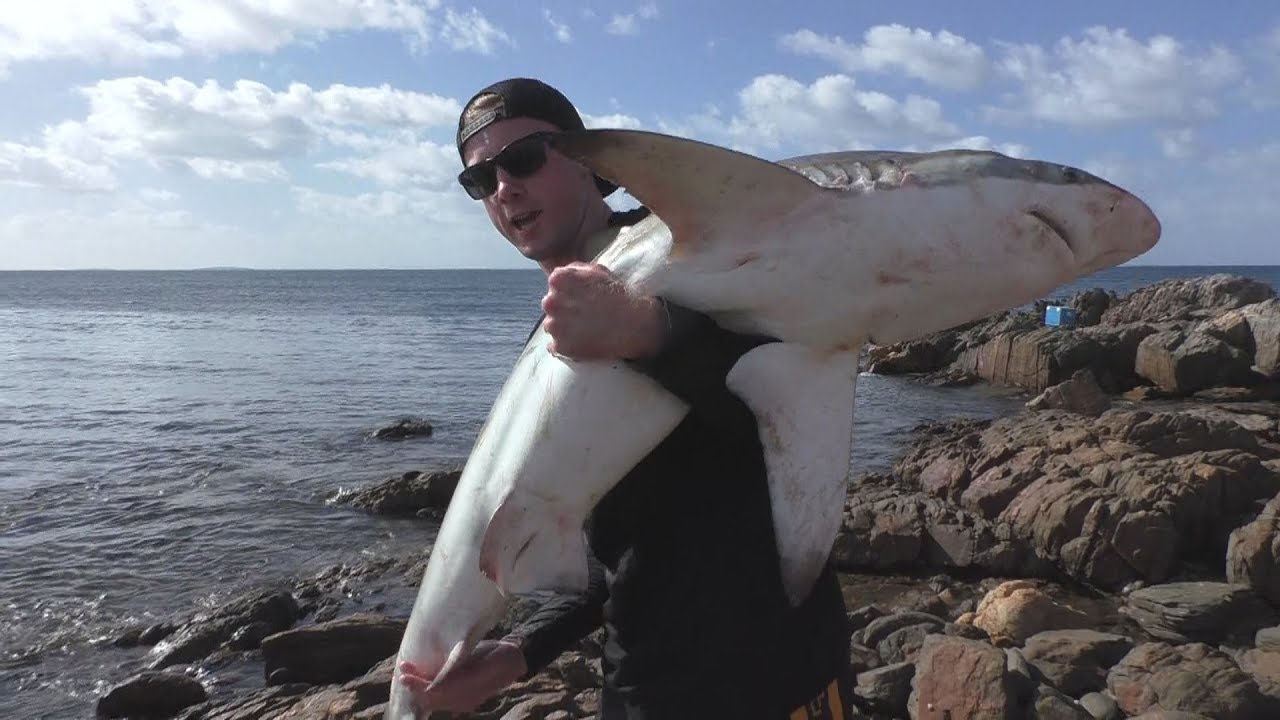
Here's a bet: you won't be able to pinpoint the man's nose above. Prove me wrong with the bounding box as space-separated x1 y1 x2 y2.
493 168 524 200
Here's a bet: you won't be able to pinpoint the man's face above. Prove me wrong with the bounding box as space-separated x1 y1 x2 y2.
461 117 598 264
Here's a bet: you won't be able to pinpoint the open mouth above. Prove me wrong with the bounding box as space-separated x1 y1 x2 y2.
1027 208 1074 255
512 210 541 230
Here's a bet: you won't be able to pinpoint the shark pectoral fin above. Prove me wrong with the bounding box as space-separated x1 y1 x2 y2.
478 492 590 597
726 343 860 607
547 129 822 245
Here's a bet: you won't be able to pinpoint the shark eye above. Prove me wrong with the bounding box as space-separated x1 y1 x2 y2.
1062 167 1080 183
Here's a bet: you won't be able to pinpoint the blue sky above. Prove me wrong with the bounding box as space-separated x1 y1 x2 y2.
1 1 1277 270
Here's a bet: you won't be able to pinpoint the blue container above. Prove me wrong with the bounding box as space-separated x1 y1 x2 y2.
1044 305 1078 327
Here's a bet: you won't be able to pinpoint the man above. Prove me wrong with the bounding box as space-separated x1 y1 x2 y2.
398 77 852 719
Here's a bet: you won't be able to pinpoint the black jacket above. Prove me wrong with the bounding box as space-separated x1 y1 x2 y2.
506 209 851 719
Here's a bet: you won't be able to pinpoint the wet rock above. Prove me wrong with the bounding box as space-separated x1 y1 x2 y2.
98 671 207 718
1106 641 1275 719
908 634 1017 719
1100 274 1276 325
261 613 406 686
1027 368 1112 416
114 621 178 649
175 683 311 720
1226 492 1280 606
1123 582 1275 646
1021 629 1134 696
371 416 433 440
150 590 299 669
971 580 1094 646
335 469 461 517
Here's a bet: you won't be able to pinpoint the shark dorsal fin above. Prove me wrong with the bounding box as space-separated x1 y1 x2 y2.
549 129 821 247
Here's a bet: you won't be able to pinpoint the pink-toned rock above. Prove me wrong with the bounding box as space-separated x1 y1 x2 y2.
1135 329 1256 396
1242 298 1280 378
971 580 1094 646
1100 274 1276 325
1227 492 1280 607
889 408 1280 590
908 635 1016 720
1107 642 1275 719
1236 649 1280 702
1027 368 1113 416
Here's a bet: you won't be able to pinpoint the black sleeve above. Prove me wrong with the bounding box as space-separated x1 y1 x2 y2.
625 298 777 409
502 552 608 679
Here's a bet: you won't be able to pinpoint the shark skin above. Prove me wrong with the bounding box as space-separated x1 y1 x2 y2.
384 129 1160 719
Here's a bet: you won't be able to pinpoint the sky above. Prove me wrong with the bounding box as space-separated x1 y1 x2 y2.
1 1 1277 270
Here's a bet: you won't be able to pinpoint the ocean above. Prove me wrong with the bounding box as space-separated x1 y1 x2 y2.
2 265 1277 718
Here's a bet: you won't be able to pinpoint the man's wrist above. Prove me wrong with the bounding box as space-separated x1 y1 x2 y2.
625 295 671 360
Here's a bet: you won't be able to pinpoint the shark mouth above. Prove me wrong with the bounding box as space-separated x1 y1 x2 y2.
1027 208 1074 256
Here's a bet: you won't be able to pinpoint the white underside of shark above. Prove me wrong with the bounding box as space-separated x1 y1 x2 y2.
384 130 1161 719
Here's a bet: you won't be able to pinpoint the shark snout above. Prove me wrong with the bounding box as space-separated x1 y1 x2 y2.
1073 187 1161 272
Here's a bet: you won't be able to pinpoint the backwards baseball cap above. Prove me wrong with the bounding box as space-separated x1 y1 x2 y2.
456 77 617 197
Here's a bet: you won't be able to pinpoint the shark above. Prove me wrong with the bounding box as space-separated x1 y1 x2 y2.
383 129 1161 719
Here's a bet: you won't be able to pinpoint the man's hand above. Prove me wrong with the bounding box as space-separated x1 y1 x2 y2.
542 262 667 360
397 639 527 713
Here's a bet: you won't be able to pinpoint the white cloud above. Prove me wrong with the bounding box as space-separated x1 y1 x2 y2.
939 136 1031 159
440 7 513 54
581 112 644 130
720 74 961 153
187 158 288 182
0 1 508 77
318 139 459 187
989 26 1243 127
1157 128 1195 159
606 2 658 36
140 187 179 203
0 141 116 192
8 75 460 188
543 9 572 43
780 25 990 92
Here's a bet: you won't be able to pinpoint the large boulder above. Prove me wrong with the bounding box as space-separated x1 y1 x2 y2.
970 581 1094 646
1135 328 1258 395
1106 642 1276 719
260 613 406 686
1123 582 1275 646
1100 274 1276 325
1227 492 1280 606
1242 298 1280 378
908 635 1018 719
887 409 1280 589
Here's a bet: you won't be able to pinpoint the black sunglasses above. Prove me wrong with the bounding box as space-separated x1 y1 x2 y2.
458 132 557 200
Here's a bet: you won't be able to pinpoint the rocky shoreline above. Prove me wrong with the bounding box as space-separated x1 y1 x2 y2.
93 274 1280 720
